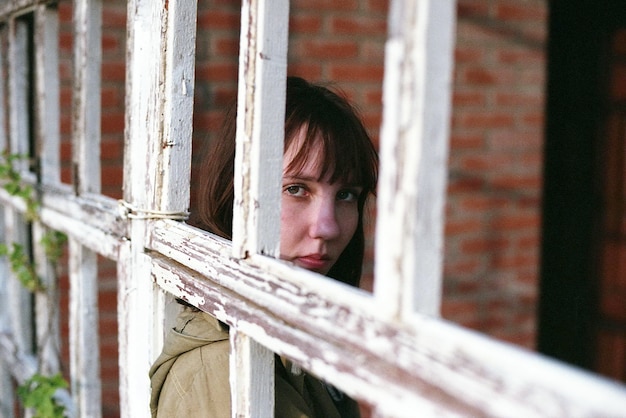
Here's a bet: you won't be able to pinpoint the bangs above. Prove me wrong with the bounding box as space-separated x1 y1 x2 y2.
283 101 378 193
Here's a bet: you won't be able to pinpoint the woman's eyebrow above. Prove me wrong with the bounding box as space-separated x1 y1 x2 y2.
282 174 317 182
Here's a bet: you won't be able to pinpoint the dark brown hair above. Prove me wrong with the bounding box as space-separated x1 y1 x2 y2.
196 76 378 287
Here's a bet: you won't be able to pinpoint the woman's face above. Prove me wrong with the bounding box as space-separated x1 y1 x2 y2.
279 128 362 275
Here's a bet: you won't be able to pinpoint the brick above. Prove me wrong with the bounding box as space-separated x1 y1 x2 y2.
361 40 385 61
495 2 547 22
453 90 487 107
441 298 480 319
455 20 504 45
102 61 126 82
445 218 483 236
197 9 240 30
461 236 511 254
458 154 513 172
292 0 358 11
102 33 122 54
290 13 323 34
454 47 485 64
292 39 359 59
456 0 490 19
101 87 123 108
330 16 386 35
101 165 123 187
497 48 544 65
329 64 384 82
366 0 389 13
455 112 515 129
458 195 509 212
195 62 239 82
101 139 123 160
450 133 484 149
101 111 125 134
446 175 486 193
494 92 544 107
59 32 72 53
521 111 544 127
213 36 239 56
288 64 323 80
462 66 516 86
491 213 539 230
490 174 541 190
57 1 72 21
102 6 127 29
488 130 542 150
364 88 382 106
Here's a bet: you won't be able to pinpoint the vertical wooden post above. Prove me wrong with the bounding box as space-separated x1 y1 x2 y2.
0 27 12 415
7 16 33 356
232 0 289 259
230 331 276 418
375 0 456 319
72 0 102 195
231 1 289 416
34 4 60 186
33 3 62 379
69 1 103 415
69 238 101 417
122 1 197 416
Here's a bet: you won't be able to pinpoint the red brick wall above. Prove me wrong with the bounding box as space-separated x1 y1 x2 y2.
53 0 547 415
444 0 547 347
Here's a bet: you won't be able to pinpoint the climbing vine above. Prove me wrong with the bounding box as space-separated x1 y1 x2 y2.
0 242 44 292
1 151 70 415
17 373 68 418
0 151 39 220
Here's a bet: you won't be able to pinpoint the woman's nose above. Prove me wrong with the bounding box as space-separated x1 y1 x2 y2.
309 198 340 240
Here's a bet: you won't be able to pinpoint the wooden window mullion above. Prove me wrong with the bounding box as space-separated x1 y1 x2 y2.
34 4 60 186
122 1 197 416
375 0 456 319
231 1 289 416
7 15 34 357
32 3 62 380
69 1 103 415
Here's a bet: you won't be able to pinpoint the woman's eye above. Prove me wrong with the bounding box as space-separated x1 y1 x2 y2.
337 189 359 202
285 185 306 197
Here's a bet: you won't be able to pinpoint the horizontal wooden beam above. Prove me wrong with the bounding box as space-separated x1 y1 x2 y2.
0 0 53 20
148 219 626 417
0 184 125 259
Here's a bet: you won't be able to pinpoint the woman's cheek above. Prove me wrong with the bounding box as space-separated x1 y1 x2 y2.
340 205 359 237
279 200 299 252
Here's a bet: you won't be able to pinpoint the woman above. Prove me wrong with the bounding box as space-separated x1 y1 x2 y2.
149 76 378 417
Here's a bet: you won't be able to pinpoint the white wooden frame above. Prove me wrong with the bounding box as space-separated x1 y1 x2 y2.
1 0 626 417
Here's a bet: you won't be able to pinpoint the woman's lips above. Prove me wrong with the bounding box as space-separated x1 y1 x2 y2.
295 255 331 271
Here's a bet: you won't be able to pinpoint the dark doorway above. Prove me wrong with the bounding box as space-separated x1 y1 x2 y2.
539 0 626 383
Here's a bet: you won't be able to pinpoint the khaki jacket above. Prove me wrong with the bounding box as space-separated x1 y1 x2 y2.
149 309 360 418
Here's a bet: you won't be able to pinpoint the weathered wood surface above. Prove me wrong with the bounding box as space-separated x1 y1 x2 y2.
231 1 289 415
32 222 61 376
375 0 456 320
34 4 60 185
233 0 288 260
72 0 102 195
0 0 52 21
0 184 125 259
121 0 197 416
69 238 102 418
150 219 626 417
